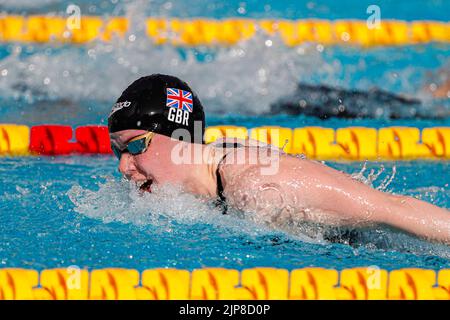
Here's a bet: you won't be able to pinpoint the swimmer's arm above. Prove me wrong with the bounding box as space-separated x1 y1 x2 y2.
224 159 450 244
377 194 450 244
293 161 450 244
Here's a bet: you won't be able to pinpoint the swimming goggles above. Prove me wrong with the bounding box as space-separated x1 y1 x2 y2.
111 131 155 159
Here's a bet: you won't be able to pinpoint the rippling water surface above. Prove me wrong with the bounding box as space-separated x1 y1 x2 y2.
0 0 449 270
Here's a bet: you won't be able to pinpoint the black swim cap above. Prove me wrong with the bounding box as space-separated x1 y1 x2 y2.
108 74 205 144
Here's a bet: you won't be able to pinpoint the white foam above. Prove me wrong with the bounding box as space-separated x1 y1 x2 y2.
0 30 324 114
1 0 448 118
66 176 325 242
350 162 397 192
66 174 450 258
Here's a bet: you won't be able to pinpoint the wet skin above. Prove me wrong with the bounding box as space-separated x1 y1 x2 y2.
110 129 450 244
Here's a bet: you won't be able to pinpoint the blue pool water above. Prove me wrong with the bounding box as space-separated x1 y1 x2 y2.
0 0 449 271
1 156 449 271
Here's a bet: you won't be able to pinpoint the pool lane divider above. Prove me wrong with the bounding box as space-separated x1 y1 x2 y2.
0 267 449 300
0 16 449 46
0 124 449 160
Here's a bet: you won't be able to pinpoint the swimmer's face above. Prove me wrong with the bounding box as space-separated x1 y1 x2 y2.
110 129 188 191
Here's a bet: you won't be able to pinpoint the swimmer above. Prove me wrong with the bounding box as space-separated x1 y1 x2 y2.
272 81 449 119
270 82 424 119
109 74 450 244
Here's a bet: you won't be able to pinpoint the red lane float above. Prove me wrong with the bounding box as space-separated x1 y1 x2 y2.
29 125 112 155
30 125 75 155
75 126 112 154
1 124 449 159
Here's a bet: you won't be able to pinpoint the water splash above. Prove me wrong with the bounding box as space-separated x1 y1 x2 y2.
66 173 333 244
68 177 213 226
1 7 447 119
0 0 449 121
66 171 450 259
351 162 397 192
0 29 325 114
67 176 294 238
377 166 397 192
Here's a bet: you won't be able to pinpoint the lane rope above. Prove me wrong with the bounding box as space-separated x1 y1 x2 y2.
0 16 448 46
0 267 449 300
1 124 449 160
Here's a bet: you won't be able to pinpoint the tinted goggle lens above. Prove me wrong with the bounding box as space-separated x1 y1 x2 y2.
111 132 153 159
127 138 147 154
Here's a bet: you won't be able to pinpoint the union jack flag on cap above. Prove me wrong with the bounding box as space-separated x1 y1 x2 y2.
166 88 194 113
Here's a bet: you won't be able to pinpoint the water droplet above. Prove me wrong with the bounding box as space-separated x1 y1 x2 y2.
163 1 173 10
341 32 350 42
237 3 246 14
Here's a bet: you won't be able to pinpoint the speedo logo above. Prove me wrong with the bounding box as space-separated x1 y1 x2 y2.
109 101 132 116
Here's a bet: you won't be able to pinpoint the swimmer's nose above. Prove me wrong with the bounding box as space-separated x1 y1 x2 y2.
118 153 137 179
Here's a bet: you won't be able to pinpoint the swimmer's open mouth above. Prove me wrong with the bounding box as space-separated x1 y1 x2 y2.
138 180 153 193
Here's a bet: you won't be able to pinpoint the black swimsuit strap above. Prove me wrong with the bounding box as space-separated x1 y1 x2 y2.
216 160 227 210
215 142 243 214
